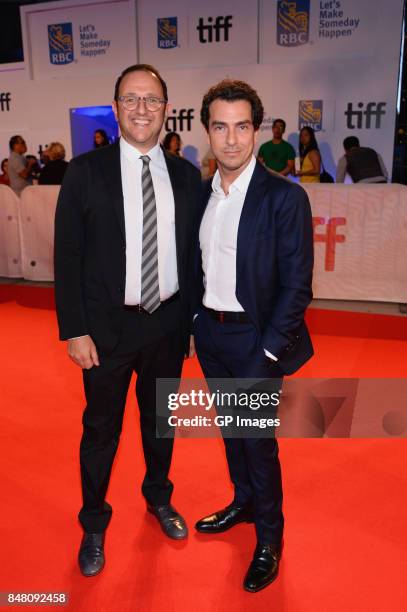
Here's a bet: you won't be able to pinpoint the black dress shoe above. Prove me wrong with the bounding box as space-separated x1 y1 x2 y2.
147 504 188 540
78 532 105 577
243 543 281 592
195 503 253 534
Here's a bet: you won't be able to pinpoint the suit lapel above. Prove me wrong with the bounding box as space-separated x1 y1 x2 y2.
199 179 213 223
194 178 213 277
103 145 192 257
163 149 188 269
102 141 126 242
236 162 269 281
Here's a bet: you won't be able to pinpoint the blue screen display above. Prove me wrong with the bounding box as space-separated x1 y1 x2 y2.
70 105 119 157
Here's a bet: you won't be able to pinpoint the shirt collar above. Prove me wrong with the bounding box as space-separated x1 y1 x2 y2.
120 136 162 164
211 155 256 196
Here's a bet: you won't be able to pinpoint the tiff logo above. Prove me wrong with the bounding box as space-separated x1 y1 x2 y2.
165 108 194 132
313 217 346 271
196 16 233 43
345 102 386 129
0 92 11 111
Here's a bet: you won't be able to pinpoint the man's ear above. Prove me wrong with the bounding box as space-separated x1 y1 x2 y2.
164 102 171 120
112 101 119 124
206 125 211 146
254 128 260 144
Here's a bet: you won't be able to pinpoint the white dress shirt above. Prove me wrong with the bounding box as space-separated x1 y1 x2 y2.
120 137 178 304
69 138 178 340
199 155 277 361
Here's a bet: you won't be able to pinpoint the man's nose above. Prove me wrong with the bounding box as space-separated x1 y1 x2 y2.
226 128 237 145
135 98 147 114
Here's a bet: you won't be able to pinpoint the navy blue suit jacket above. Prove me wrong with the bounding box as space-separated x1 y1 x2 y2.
195 161 314 375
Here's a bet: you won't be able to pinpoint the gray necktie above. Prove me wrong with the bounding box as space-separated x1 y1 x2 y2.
140 155 160 313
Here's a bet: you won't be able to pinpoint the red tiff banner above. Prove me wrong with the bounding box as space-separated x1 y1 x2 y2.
303 183 407 302
313 216 346 272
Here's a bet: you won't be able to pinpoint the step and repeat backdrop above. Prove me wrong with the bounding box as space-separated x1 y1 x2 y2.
0 0 403 172
0 0 406 301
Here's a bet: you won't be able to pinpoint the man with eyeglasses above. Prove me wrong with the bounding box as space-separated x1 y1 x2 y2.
8 135 36 196
54 64 201 576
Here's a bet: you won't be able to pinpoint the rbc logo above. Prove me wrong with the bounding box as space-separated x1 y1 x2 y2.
48 23 74 65
157 17 178 49
277 0 310 47
299 100 323 131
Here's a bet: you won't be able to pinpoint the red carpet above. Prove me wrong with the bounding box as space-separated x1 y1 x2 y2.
0 285 406 611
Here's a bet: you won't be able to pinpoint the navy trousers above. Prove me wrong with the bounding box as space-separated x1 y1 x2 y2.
194 306 284 546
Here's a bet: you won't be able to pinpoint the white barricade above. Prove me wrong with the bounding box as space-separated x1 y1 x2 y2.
0 185 22 278
19 185 60 281
6 182 407 302
303 183 407 303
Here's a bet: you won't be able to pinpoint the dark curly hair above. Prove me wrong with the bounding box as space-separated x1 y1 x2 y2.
201 79 264 131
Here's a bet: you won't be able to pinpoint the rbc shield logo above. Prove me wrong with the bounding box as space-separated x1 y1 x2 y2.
299 100 323 131
48 23 74 65
277 1 310 47
157 17 178 49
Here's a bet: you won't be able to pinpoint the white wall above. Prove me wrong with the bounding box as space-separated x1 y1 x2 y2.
0 0 403 179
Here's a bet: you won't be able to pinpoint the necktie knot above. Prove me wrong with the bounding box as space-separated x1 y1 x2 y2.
140 155 150 166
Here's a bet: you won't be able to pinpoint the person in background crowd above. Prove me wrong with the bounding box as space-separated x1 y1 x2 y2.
297 126 321 183
257 118 295 176
26 155 41 181
38 142 68 185
200 148 217 180
93 129 110 148
162 131 182 157
0 158 10 185
336 136 388 184
40 147 51 166
8 135 36 196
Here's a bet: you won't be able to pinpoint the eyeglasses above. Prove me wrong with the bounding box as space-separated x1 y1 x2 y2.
117 95 166 112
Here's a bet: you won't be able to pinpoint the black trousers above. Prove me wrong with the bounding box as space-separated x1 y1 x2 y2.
78 298 185 533
194 307 284 546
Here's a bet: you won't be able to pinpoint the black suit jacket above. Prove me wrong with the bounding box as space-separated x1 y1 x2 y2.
195 161 314 375
54 141 201 355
